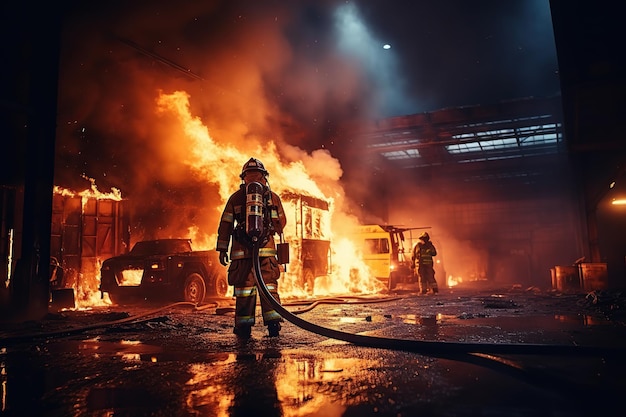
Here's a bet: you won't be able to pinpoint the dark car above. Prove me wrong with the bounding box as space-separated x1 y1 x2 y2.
100 239 228 305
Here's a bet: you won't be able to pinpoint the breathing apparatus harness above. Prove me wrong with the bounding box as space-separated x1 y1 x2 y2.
242 182 623 358
231 182 269 249
236 179 288 264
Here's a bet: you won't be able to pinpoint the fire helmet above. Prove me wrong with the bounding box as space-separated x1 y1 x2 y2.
419 231 430 241
240 158 269 179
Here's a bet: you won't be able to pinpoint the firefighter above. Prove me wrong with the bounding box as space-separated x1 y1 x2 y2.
216 158 287 339
412 231 439 294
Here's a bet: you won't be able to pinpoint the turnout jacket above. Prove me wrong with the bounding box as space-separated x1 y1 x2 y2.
412 240 437 267
216 185 287 260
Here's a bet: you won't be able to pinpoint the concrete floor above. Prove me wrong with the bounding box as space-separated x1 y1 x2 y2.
1 283 625 416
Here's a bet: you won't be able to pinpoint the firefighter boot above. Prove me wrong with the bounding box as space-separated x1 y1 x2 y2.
233 325 252 340
267 321 281 337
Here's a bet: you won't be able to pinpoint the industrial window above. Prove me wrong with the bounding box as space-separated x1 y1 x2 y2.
381 149 420 160
446 123 561 155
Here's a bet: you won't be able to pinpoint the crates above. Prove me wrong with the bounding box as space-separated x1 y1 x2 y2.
579 263 608 291
552 263 609 292
554 265 580 292
50 288 76 310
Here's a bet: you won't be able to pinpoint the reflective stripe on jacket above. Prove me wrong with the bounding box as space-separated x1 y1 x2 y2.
413 241 437 266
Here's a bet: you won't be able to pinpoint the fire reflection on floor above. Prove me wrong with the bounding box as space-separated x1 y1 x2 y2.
2 289 624 417
183 351 416 417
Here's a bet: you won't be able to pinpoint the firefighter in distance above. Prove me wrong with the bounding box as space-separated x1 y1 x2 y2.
216 158 287 339
412 232 439 294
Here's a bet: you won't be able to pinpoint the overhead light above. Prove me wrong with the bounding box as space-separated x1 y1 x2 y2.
611 199 626 205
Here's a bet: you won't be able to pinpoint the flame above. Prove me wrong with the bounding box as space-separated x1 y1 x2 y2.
51 91 385 306
156 90 383 297
52 178 121 309
54 175 122 201
447 275 462 287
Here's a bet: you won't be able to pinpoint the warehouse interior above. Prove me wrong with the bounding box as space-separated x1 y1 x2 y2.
339 0 625 290
0 0 625 319
344 95 581 287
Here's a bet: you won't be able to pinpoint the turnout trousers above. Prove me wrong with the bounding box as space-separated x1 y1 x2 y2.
227 256 282 328
417 265 439 294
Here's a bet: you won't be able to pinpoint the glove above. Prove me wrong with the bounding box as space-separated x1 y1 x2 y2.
219 251 229 266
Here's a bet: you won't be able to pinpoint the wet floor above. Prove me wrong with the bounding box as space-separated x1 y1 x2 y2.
2 285 626 416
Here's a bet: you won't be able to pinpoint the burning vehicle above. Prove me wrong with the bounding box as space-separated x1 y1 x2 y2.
42 91 394 305
280 192 332 295
99 238 227 304
355 225 424 290
99 192 333 304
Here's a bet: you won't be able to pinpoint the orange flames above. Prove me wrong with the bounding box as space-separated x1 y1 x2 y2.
53 175 122 202
156 90 384 297
53 178 122 309
52 91 384 308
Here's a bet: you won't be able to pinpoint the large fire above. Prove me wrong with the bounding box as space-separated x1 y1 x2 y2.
54 90 385 308
155 90 384 297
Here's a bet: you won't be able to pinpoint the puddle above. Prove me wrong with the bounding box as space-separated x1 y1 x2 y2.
442 314 611 329
2 333 623 417
42 338 235 364
1 312 621 416
1 341 433 417
44 338 162 363
183 350 427 417
393 313 609 328
356 313 617 344
330 310 609 332
397 313 445 325
86 387 165 411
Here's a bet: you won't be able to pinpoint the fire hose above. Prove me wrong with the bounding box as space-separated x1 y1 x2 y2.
0 302 200 345
250 241 624 358
210 296 402 315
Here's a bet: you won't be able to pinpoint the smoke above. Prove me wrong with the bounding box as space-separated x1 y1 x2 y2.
54 1 561 257
54 1 371 239
333 3 418 118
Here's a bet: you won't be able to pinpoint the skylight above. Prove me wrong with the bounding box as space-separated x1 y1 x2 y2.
446 123 561 154
381 149 420 160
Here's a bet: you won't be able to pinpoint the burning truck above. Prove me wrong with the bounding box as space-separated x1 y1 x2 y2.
51 175 394 307
99 238 227 305
96 190 332 304
46 176 397 307
45 179 388 307
279 191 332 296
98 191 332 304
46 179 337 306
